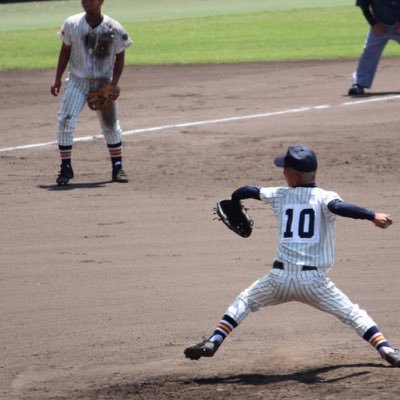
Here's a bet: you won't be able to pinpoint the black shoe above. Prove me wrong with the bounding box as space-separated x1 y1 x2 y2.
112 167 128 183
348 84 365 96
56 164 74 186
383 349 400 367
184 338 220 360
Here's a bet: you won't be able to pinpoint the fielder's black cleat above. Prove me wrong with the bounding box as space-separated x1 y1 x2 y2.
348 84 365 96
112 167 128 183
56 164 74 186
184 338 220 360
383 349 400 367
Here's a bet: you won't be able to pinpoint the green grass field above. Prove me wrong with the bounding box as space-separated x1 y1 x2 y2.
0 0 399 70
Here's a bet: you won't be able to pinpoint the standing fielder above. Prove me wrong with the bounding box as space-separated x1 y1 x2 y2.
51 0 132 185
184 145 400 367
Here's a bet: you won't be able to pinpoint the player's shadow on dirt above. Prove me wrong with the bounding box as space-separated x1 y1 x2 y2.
38 181 111 191
194 362 384 386
86 363 386 399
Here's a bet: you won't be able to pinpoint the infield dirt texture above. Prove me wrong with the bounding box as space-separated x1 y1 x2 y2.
1 60 400 399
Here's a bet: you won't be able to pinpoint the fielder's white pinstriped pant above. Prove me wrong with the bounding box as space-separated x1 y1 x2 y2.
226 263 376 338
57 74 122 147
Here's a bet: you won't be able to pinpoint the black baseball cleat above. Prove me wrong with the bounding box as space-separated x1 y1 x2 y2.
348 84 365 96
56 164 74 186
112 167 128 183
383 349 400 367
184 338 220 360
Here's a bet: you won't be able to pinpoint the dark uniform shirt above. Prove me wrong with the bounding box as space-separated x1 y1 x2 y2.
356 0 400 25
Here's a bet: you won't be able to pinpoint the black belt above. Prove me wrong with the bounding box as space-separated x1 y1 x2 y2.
273 261 317 271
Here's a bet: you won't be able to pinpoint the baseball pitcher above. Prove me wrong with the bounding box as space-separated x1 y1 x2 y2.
184 145 400 368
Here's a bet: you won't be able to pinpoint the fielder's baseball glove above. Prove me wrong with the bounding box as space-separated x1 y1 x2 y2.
215 199 253 238
87 84 120 111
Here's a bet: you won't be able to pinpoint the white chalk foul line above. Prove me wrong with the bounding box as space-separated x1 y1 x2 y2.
1 94 400 153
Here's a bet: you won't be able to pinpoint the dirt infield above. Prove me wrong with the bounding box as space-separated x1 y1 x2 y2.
1 59 400 400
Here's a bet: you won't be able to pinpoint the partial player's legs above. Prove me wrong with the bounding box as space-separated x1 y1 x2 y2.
185 267 400 367
298 273 400 367
98 105 128 183
352 30 386 88
107 141 128 182
56 145 74 185
184 337 222 360
348 27 390 95
184 272 284 360
363 326 400 367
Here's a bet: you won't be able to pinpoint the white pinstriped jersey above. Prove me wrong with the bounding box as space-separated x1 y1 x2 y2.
59 13 133 79
260 186 342 268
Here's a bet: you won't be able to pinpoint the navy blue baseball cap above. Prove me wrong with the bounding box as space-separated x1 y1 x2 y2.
274 145 318 172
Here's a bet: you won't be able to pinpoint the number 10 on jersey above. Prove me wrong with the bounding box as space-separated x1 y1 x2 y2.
281 204 321 244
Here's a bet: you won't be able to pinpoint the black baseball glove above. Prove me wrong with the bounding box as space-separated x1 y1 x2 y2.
215 199 253 238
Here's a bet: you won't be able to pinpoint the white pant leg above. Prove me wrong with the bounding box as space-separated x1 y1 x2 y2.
291 271 376 337
57 76 89 146
97 102 122 145
225 272 289 324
